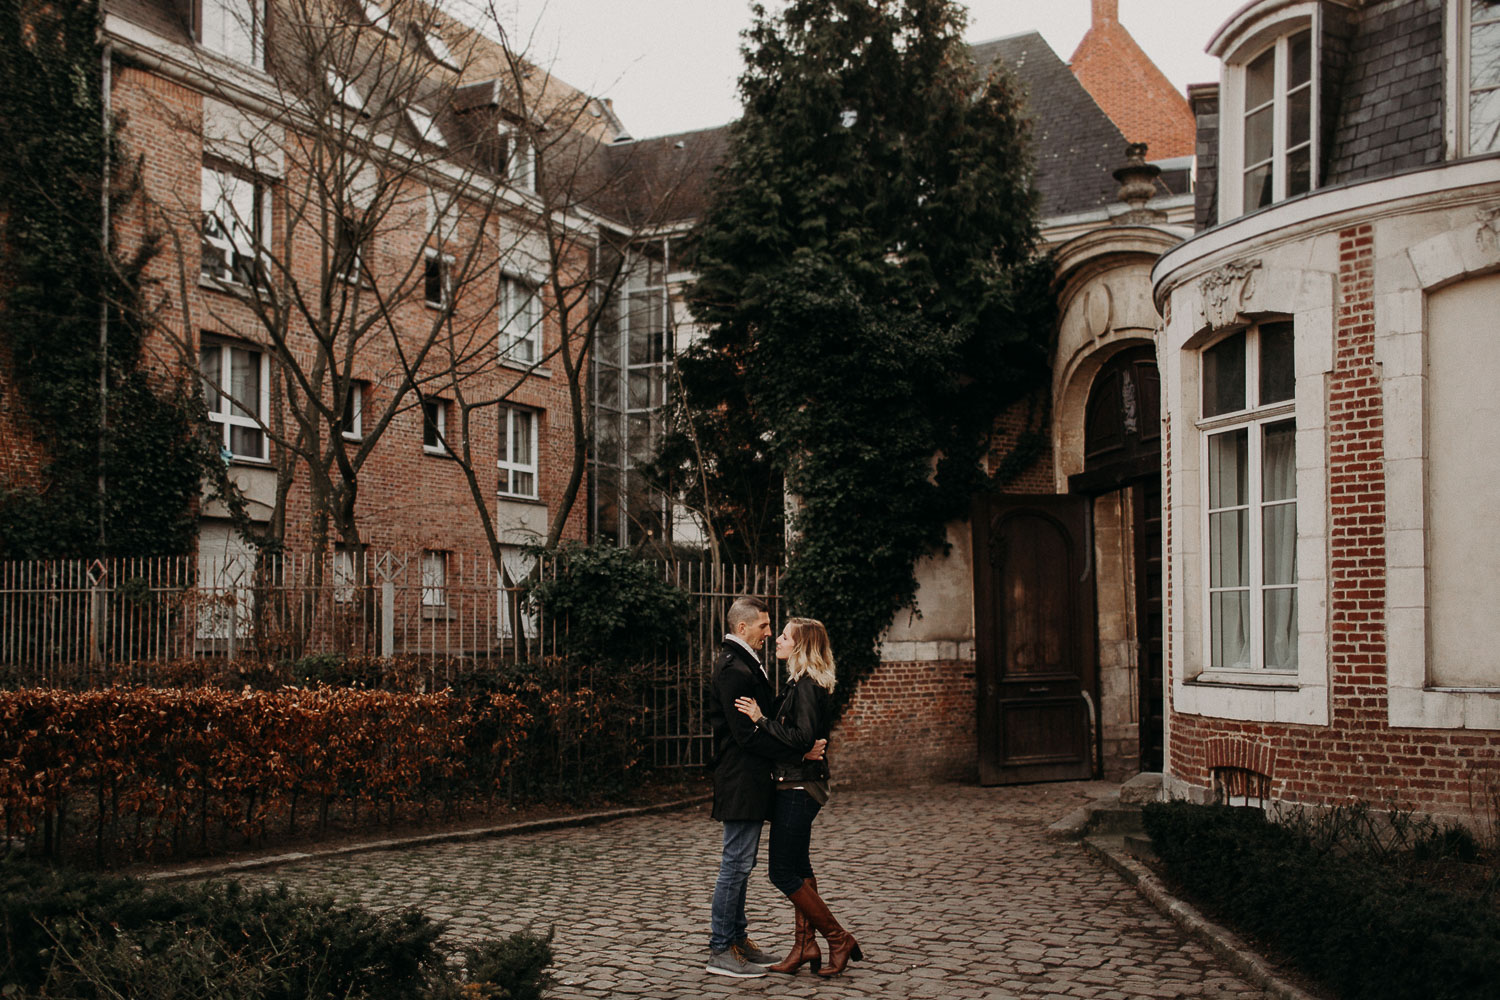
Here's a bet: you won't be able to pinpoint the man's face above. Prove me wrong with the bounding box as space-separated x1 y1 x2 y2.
740 612 772 649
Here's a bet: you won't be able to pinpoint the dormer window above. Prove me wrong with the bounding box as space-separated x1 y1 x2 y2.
325 68 366 116
497 124 536 191
198 0 264 69
1214 5 1318 221
359 0 394 36
407 105 446 148
422 29 460 71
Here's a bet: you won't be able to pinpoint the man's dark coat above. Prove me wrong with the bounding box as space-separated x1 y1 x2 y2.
706 638 786 821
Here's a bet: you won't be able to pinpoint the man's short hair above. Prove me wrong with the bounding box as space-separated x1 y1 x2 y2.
727 595 769 632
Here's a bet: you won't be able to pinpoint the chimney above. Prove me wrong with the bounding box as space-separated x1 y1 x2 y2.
1092 0 1118 26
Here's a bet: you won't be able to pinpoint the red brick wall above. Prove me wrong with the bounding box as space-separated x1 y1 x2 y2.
988 389 1055 494
1166 225 1500 820
104 64 588 557
1068 1 1196 160
831 659 977 786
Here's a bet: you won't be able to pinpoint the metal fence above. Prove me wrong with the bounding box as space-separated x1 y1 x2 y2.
0 552 781 768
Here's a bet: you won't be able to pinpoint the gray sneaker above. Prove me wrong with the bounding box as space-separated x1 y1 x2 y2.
737 937 777 966
705 945 768 978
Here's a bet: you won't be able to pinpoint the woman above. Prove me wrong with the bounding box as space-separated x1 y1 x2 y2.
733 617 863 977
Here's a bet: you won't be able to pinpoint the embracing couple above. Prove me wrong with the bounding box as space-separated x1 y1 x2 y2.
703 595 864 979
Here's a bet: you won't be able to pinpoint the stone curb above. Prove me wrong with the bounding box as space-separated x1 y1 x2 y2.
1081 835 1324 1000
140 793 714 883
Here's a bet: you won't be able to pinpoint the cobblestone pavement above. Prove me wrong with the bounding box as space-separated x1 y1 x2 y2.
235 782 1272 999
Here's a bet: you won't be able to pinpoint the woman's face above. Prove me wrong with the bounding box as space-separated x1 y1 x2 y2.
774 624 796 661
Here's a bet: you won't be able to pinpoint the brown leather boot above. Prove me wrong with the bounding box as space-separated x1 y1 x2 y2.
768 876 821 974
787 879 864 977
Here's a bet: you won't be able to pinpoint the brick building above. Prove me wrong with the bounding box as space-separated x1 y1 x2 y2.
69 0 651 587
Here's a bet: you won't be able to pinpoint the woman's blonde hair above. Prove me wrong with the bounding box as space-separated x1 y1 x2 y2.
785 617 836 692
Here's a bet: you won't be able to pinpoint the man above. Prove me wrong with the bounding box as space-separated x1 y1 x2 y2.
703 595 823 978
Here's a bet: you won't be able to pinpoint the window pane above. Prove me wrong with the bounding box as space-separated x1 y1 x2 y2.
1258 321 1295 404
1262 420 1297 502
1243 162 1273 213
421 551 445 606
1471 86 1500 153
1263 590 1298 670
513 410 533 465
1287 84 1312 148
1210 510 1248 588
1244 105 1274 167
1245 46 1275 110
513 471 535 497
230 425 263 458
200 346 222 410
229 348 259 420
1288 30 1311 87
1211 591 1251 670
1286 145 1311 198
1473 11 1500 89
596 364 621 410
1203 332 1246 417
628 369 652 409
1263 505 1297 585
627 413 652 465
1208 428 1248 509
425 256 444 305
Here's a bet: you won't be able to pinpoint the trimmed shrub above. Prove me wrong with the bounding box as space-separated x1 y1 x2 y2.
1143 801 1500 1000
0 857 550 999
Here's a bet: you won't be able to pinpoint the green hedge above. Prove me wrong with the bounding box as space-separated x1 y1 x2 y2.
1142 801 1500 1000
0 856 551 999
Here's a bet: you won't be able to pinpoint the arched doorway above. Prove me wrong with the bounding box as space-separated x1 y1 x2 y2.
1069 346 1164 772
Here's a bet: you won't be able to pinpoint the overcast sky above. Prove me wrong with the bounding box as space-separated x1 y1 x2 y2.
489 0 1248 138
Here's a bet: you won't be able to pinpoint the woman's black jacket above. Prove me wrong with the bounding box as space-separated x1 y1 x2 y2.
756 675 832 784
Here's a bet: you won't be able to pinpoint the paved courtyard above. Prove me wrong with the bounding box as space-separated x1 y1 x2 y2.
236 782 1273 999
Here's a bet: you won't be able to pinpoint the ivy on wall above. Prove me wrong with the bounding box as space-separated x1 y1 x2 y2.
0 0 215 558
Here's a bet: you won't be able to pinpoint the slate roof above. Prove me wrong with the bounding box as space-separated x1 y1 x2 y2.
594 127 734 227
970 32 1128 219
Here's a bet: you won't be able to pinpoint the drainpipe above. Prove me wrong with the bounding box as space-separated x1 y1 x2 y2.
99 38 112 553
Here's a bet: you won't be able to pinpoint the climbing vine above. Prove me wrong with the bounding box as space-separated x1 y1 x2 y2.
0 0 215 558
675 0 1056 715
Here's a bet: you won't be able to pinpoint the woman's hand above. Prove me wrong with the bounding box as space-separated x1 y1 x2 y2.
734 696 763 723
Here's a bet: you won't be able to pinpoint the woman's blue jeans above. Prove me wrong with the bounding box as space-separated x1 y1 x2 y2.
768 788 822 897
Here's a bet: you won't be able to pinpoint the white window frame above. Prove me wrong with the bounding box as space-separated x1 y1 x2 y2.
200 339 270 462
198 0 264 69
1216 7 1318 222
498 405 539 499
499 276 542 363
422 397 450 455
332 547 356 603
340 381 364 441
201 164 270 287
425 250 453 309
1196 323 1297 681
421 549 448 607
1449 0 1500 156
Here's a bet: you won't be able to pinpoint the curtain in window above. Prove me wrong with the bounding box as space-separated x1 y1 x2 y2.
1262 421 1298 670
1209 430 1249 669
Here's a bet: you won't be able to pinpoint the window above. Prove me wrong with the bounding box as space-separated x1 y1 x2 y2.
332 547 356 603
1464 0 1500 154
201 165 269 286
335 213 364 284
1238 29 1313 214
499 406 538 498
497 124 535 190
500 277 541 362
326 68 366 116
359 1 394 35
422 397 449 454
1200 322 1296 674
421 550 447 607
200 339 269 461
421 28 459 71
340 381 364 441
425 251 452 308
199 0 263 68
407 105 446 148
497 545 538 639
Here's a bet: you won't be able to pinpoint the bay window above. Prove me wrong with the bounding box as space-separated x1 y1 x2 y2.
1200 322 1297 674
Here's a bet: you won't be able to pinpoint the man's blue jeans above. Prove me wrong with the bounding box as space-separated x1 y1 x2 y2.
709 819 763 952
